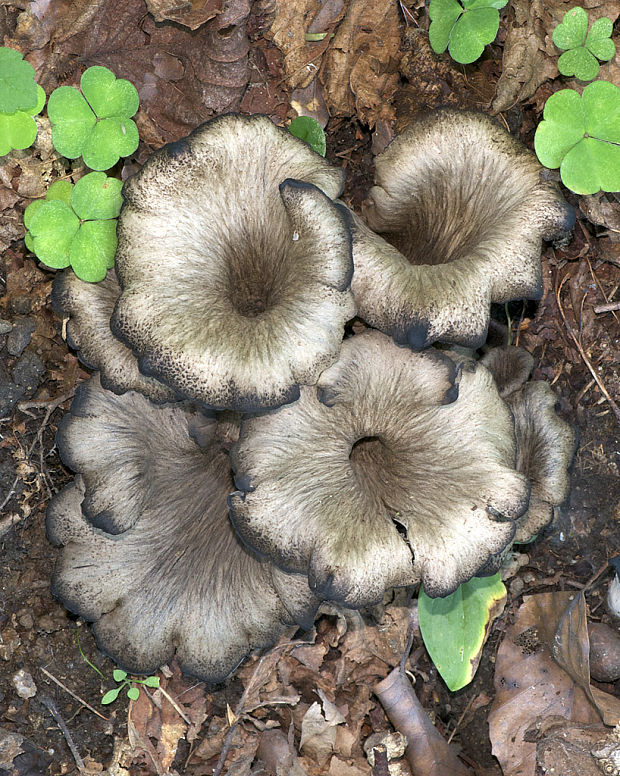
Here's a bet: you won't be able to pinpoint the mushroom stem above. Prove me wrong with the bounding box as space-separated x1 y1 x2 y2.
374 667 471 776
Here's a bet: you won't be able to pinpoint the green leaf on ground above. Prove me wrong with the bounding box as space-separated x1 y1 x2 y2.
23 171 122 281
535 81 620 195
0 82 45 156
418 574 507 691
429 0 507 63
0 47 38 113
553 7 615 81
48 65 139 170
288 116 327 156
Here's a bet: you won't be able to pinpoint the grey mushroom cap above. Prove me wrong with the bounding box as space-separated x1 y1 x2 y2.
110 113 354 411
348 109 575 349
229 330 529 607
507 381 577 543
47 375 318 681
51 269 176 403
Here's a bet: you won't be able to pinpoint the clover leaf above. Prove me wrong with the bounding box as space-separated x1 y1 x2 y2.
534 81 620 195
553 7 616 82
0 47 39 114
288 116 327 156
48 65 139 171
0 84 45 156
24 172 123 282
429 0 509 64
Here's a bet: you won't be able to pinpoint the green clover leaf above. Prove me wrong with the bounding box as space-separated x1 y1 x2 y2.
0 82 45 157
288 116 327 156
48 65 139 171
429 0 508 64
553 7 616 82
24 171 123 281
535 81 620 195
0 47 38 113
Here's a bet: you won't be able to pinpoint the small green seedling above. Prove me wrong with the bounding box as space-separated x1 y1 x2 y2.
429 0 509 65
288 115 327 157
0 46 46 155
47 65 139 171
101 669 160 705
534 80 620 195
553 7 615 82
75 629 159 706
24 171 123 282
418 573 506 691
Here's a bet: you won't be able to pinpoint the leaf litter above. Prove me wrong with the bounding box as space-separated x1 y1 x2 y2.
1 0 619 773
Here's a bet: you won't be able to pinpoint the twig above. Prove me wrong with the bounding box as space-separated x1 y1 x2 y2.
40 667 109 722
555 274 620 421
593 301 620 314
148 685 192 725
40 694 86 773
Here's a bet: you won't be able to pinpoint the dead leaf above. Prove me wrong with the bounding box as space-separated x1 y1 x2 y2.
145 0 222 29
321 0 401 128
493 0 620 113
489 592 620 776
7 0 251 142
300 691 346 765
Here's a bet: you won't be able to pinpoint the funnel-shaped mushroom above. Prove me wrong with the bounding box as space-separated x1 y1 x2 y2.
111 113 354 411
52 268 175 403
347 109 575 349
481 346 576 543
47 375 318 681
229 330 529 607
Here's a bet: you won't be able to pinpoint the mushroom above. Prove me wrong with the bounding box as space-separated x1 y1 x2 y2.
47 374 318 681
52 268 175 403
229 330 530 607
480 346 577 542
345 109 575 349
110 113 355 411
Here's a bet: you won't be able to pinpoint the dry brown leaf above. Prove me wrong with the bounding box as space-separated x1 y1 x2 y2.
493 0 620 113
300 691 346 766
7 0 251 142
321 0 401 127
488 592 620 776
145 0 222 29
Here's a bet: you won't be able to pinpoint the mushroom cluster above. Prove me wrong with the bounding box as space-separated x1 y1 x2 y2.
47 111 576 681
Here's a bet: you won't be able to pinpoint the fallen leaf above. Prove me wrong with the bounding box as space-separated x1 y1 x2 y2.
488 592 620 776
145 0 222 29
321 0 401 127
300 691 346 765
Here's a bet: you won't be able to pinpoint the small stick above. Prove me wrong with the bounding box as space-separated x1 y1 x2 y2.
593 301 620 314
40 695 86 773
40 666 109 722
150 685 192 725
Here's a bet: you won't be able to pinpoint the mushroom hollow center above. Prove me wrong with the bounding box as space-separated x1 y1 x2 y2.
226 241 296 318
380 159 521 267
348 435 404 498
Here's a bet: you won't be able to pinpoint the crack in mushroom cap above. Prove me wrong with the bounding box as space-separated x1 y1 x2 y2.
110 113 354 411
52 269 176 403
229 330 529 607
506 381 577 543
348 109 575 349
47 375 318 681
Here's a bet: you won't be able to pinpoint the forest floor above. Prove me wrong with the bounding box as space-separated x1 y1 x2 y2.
1 0 619 774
